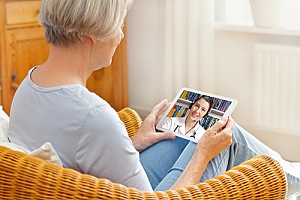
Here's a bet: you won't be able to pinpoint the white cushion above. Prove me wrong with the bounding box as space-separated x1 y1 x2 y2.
0 141 63 166
0 106 9 142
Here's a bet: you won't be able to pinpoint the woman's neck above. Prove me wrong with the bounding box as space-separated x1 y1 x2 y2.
31 41 94 88
185 117 198 134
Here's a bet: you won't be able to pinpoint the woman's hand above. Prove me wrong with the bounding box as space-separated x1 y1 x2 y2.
170 116 234 190
131 99 176 152
194 116 235 163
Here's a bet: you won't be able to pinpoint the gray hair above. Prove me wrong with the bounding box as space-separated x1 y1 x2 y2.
39 0 134 47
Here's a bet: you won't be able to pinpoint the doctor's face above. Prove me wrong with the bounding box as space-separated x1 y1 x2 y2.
188 99 210 122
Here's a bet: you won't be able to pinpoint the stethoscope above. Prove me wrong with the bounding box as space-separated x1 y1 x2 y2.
173 125 180 132
173 123 200 139
190 130 197 139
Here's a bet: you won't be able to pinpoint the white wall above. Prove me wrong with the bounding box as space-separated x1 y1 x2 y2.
126 0 300 161
215 31 300 161
127 0 165 118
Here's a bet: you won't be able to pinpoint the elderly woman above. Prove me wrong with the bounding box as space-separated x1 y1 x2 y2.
8 0 299 193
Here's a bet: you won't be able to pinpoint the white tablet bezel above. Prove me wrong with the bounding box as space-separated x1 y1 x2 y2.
156 87 238 143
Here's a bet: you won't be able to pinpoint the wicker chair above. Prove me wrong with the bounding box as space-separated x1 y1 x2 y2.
0 107 288 199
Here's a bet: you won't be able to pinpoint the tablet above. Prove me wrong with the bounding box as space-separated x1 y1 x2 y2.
156 87 238 143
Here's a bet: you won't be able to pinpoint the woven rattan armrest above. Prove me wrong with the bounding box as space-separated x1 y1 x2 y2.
0 108 287 199
117 107 142 138
0 146 287 199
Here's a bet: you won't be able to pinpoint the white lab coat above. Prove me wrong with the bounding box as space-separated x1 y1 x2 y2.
162 116 206 140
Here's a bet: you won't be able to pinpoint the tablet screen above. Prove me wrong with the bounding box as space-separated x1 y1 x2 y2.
156 87 238 143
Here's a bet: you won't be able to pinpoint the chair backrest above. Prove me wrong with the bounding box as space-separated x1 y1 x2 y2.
0 146 287 199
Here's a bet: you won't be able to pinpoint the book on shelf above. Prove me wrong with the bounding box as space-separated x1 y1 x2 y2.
168 104 189 118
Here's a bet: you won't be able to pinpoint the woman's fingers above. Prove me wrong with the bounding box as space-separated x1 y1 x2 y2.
146 99 171 125
208 117 228 134
195 117 235 161
209 116 234 135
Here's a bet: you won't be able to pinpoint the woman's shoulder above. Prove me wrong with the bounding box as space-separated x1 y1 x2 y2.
64 85 110 107
171 116 186 123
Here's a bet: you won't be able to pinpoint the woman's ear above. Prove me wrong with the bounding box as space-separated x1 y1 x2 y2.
88 35 97 43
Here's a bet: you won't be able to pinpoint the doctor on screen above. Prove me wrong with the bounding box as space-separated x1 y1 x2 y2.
162 95 212 140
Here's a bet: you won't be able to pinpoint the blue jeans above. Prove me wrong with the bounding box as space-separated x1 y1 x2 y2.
140 123 300 192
